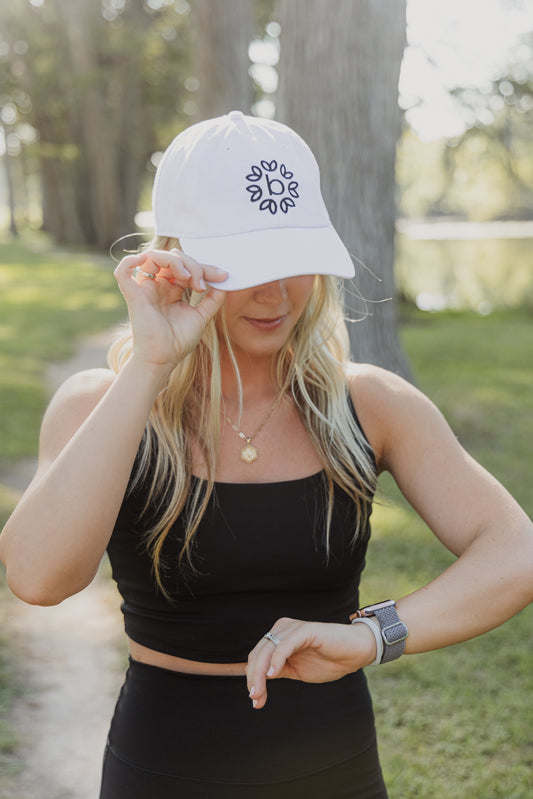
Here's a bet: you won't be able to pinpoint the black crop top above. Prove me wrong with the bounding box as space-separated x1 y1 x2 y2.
107 412 375 663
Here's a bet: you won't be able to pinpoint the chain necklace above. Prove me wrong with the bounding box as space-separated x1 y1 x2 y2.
224 392 285 464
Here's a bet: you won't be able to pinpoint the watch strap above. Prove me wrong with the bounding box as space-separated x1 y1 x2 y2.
372 604 408 663
350 616 383 666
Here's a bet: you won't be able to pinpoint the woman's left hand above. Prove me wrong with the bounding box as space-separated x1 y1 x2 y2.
246 617 376 709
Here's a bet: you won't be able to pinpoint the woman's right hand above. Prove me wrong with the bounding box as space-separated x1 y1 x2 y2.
114 248 228 372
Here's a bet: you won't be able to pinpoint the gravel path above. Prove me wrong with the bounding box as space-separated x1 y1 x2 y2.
2 326 127 799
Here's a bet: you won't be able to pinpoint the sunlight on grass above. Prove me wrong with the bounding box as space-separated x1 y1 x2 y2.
0 234 125 461
359 309 533 799
0 236 532 798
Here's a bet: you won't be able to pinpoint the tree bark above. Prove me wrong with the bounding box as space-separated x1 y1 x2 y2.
61 0 120 249
191 0 253 120
1 121 18 236
276 0 412 378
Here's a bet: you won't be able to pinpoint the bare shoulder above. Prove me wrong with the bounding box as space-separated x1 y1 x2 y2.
46 368 115 416
346 362 413 399
38 368 116 468
346 362 447 471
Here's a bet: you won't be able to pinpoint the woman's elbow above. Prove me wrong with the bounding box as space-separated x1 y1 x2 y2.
5 571 67 606
506 523 533 606
3 561 92 606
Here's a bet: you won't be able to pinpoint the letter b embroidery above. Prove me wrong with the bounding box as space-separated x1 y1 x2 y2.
245 160 299 215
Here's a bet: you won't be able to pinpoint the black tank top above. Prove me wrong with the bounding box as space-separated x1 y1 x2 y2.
107 408 375 662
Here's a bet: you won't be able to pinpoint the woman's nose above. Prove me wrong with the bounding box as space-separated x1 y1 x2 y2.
254 280 288 302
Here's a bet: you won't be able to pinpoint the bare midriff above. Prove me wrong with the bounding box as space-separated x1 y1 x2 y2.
127 636 248 676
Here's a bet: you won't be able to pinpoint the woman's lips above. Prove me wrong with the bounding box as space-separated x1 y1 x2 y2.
243 316 287 330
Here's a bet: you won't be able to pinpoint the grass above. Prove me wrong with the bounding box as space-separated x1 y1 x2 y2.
0 573 22 789
0 232 125 462
0 232 126 783
362 307 533 798
0 237 532 797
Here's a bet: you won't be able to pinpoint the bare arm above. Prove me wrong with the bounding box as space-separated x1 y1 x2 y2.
0 363 166 604
246 365 533 707
357 365 533 652
0 250 227 605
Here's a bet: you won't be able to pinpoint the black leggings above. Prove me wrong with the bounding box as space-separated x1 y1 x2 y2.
99 658 388 799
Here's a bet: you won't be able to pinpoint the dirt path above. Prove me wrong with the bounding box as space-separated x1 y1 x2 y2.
3 326 127 799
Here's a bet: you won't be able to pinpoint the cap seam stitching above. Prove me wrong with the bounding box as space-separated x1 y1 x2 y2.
158 223 333 240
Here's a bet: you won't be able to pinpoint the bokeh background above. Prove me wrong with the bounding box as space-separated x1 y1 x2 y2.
1 2 532 797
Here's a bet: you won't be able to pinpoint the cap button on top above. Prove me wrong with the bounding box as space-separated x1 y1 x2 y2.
228 110 245 122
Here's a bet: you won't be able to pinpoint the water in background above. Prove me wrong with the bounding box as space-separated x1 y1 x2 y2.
395 220 533 313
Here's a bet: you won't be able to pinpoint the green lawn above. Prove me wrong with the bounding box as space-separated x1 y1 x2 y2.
0 233 125 462
0 237 532 797
363 308 533 798
0 233 126 785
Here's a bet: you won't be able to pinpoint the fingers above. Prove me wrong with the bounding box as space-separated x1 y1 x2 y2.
246 619 305 710
169 248 228 291
193 285 227 323
114 248 228 295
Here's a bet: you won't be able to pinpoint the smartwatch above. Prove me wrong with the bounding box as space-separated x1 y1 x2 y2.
350 600 408 663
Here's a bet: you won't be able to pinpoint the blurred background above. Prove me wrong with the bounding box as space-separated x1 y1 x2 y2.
1 3 532 798
1 0 532 311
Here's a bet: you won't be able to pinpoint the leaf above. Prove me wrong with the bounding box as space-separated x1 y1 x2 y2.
246 185 263 202
280 197 296 214
246 164 262 181
288 181 299 198
259 198 278 214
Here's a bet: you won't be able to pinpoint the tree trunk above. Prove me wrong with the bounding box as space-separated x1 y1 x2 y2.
1 122 18 236
276 0 412 378
61 0 120 250
40 145 86 244
112 0 153 238
191 0 253 120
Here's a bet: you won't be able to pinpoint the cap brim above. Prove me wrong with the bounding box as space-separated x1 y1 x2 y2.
178 224 355 291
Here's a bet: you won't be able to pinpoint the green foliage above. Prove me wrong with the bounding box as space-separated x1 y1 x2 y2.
0 0 192 246
396 132 449 218
398 32 533 222
0 234 125 460
397 124 533 222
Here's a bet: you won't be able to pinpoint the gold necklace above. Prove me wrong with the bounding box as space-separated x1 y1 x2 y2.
224 392 285 464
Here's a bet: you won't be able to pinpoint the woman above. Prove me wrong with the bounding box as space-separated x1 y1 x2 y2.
1 112 532 798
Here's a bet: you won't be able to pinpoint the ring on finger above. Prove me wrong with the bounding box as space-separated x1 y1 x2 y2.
132 267 156 280
263 632 280 647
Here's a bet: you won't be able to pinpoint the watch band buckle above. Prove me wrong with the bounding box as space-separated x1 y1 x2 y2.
381 621 409 645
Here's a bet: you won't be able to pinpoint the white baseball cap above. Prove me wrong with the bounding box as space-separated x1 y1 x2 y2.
152 110 355 291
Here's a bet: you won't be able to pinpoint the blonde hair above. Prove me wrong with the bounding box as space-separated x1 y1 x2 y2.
108 236 377 596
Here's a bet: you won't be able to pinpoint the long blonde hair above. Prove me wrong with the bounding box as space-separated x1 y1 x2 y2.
108 236 377 596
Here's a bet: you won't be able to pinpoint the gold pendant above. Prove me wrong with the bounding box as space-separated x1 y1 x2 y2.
240 444 258 464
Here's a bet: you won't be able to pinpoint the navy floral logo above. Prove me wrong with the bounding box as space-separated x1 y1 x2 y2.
245 160 299 214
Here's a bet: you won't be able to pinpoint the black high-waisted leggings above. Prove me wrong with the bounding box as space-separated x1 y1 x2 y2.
99 658 388 799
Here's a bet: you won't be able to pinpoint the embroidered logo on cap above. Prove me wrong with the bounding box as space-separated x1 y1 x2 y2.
245 160 299 215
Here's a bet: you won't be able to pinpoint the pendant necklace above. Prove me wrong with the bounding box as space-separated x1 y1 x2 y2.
224 392 285 464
